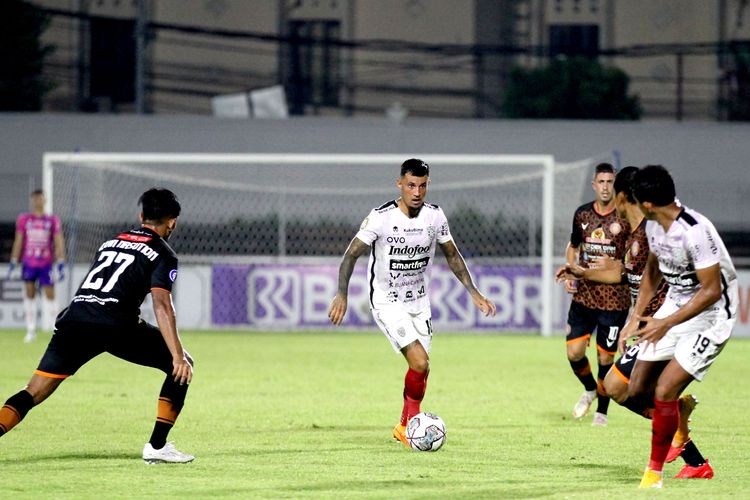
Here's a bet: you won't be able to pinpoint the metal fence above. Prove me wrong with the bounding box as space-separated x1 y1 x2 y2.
37 7 750 121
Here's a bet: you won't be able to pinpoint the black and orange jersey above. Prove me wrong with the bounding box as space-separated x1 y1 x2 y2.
570 201 630 311
57 227 178 326
624 219 668 317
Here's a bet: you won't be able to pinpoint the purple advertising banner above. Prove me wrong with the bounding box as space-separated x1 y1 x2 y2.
212 263 570 330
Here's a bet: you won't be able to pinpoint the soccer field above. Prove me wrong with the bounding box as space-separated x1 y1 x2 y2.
0 330 748 499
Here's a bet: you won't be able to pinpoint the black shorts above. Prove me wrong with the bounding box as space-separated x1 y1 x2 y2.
566 301 629 356
610 343 642 383
36 321 178 379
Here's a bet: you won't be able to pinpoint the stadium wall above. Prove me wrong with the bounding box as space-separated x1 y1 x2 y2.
0 113 749 233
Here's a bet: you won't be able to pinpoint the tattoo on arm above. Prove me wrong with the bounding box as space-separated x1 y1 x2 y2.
337 238 370 296
441 241 477 294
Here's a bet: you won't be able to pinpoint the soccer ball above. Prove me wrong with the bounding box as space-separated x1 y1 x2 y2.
405 412 446 451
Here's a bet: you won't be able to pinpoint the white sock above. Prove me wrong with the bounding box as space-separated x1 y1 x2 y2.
43 296 58 331
23 296 37 335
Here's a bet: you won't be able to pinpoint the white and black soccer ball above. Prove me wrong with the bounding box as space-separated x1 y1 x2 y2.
405 412 446 452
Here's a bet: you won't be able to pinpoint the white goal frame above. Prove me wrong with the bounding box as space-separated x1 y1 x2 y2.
44 152 557 336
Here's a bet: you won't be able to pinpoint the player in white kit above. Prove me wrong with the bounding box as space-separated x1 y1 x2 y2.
328 159 496 446
621 165 738 489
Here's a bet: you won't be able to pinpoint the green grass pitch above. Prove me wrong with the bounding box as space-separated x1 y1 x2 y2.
0 329 748 499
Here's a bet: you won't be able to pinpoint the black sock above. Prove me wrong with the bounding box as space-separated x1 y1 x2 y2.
595 394 610 415
569 357 597 391
680 440 706 467
149 376 189 449
149 422 172 450
0 390 35 436
595 363 612 415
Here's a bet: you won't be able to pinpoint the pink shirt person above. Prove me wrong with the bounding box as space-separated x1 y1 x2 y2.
16 213 62 268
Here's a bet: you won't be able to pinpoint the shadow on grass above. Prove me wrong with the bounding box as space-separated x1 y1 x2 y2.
0 451 137 464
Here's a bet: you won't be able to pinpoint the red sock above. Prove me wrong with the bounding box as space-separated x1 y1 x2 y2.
400 368 429 426
649 399 680 471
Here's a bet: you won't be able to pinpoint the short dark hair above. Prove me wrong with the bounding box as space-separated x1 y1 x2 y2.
633 165 676 207
593 162 616 178
613 166 639 203
400 158 430 177
139 188 181 222
30 189 44 197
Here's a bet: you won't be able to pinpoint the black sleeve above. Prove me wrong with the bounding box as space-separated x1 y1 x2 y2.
151 253 178 292
569 209 582 248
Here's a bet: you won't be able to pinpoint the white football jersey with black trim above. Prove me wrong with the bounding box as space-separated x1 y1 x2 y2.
355 200 452 313
646 206 737 322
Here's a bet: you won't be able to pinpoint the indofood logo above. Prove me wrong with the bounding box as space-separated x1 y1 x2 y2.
388 244 431 258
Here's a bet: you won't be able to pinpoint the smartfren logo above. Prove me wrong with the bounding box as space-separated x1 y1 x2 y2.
390 257 430 271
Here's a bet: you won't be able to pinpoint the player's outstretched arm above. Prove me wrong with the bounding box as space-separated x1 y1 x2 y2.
439 240 496 317
151 288 192 385
328 237 370 325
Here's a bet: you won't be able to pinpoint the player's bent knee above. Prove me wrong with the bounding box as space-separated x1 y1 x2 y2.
653 384 681 402
566 350 585 362
597 353 614 365
410 358 429 373
603 375 627 404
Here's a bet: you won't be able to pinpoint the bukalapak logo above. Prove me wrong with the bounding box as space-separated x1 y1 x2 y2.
388 244 431 258
390 257 430 271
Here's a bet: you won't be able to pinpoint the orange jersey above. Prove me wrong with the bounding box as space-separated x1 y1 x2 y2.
569 201 630 311
624 219 668 317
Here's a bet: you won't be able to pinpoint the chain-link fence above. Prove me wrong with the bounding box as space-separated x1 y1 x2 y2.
46 153 605 266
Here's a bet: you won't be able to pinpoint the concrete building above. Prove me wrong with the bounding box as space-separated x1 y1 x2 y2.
30 0 750 120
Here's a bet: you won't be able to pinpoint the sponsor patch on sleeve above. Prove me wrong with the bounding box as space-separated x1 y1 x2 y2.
169 269 178 282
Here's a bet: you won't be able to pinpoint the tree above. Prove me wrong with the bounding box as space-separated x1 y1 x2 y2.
0 0 55 111
502 57 641 120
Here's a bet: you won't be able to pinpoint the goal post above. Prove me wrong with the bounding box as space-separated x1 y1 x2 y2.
44 152 604 335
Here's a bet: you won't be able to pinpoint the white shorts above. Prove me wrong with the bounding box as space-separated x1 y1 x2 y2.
637 300 735 381
372 306 433 354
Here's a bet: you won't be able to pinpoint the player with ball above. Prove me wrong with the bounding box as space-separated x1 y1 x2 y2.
328 158 496 450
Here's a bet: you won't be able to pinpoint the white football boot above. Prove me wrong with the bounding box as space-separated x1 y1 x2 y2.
572 390 596 419
591 412 608 427
143 442 194 464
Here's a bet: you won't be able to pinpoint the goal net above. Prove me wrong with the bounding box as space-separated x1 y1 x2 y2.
44 153 610 335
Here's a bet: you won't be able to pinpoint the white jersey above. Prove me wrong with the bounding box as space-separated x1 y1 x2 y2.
646 206 737 323
355 200 452 313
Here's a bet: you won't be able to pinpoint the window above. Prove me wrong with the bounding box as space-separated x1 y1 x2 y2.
549 24 599 58
287 20 341 114
89 16 136 106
